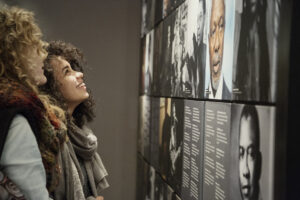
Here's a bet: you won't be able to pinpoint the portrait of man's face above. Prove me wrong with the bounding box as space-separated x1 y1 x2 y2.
239 115 260 200
209 0 225 84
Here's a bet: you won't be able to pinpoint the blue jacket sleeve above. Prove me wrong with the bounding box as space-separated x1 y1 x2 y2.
0 115 50 200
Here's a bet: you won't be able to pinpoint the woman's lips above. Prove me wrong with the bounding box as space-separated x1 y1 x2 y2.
77 82 86 89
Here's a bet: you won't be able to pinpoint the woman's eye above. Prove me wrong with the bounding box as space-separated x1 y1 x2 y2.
64 69 70 75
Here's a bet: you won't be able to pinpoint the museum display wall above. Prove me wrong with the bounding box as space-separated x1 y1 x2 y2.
137 0 293 199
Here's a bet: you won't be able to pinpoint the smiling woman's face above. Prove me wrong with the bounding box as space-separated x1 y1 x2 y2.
51 56 89 110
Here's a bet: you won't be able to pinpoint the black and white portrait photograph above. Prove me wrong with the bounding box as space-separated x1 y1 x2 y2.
140 30 154 95
230 104 276 200
185 0 207 99
204 0 235 100
169 99 183 178
232 0 281 103
158 98 184 195
168 99 184 195
170 0 207 99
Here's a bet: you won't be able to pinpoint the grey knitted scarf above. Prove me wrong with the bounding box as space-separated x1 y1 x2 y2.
53 120 109 200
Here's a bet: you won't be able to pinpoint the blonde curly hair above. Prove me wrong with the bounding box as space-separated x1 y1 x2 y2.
0 5 65 120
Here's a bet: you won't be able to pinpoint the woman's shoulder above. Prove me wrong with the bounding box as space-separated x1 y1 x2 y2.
1 114 38 164
1 114 40 165
9 114 34 136
1 114 50 200
10 114 30 125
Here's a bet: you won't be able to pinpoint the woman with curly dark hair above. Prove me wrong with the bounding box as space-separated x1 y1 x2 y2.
41 40 109 200
0 6 67 200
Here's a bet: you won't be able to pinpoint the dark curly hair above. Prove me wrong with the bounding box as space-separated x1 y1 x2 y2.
40 40 95 127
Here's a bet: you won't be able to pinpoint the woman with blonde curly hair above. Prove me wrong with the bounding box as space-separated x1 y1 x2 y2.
0 6 67 200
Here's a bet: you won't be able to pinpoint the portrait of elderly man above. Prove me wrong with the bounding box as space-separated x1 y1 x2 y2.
239 105 262 200
206 0 231 99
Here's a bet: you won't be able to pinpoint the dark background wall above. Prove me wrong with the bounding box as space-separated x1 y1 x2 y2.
0 0 140 199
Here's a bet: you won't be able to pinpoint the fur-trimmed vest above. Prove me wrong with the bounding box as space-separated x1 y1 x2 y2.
0 78 67 192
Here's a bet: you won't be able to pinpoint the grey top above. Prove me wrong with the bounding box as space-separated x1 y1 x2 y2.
0 115 50 200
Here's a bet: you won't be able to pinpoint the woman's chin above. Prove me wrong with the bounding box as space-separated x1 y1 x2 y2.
35 76 47 86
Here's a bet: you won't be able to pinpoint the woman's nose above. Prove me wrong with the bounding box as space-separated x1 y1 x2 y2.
76 71 83 78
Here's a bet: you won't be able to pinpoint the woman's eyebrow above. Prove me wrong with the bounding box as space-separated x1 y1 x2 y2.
62 65 69 72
